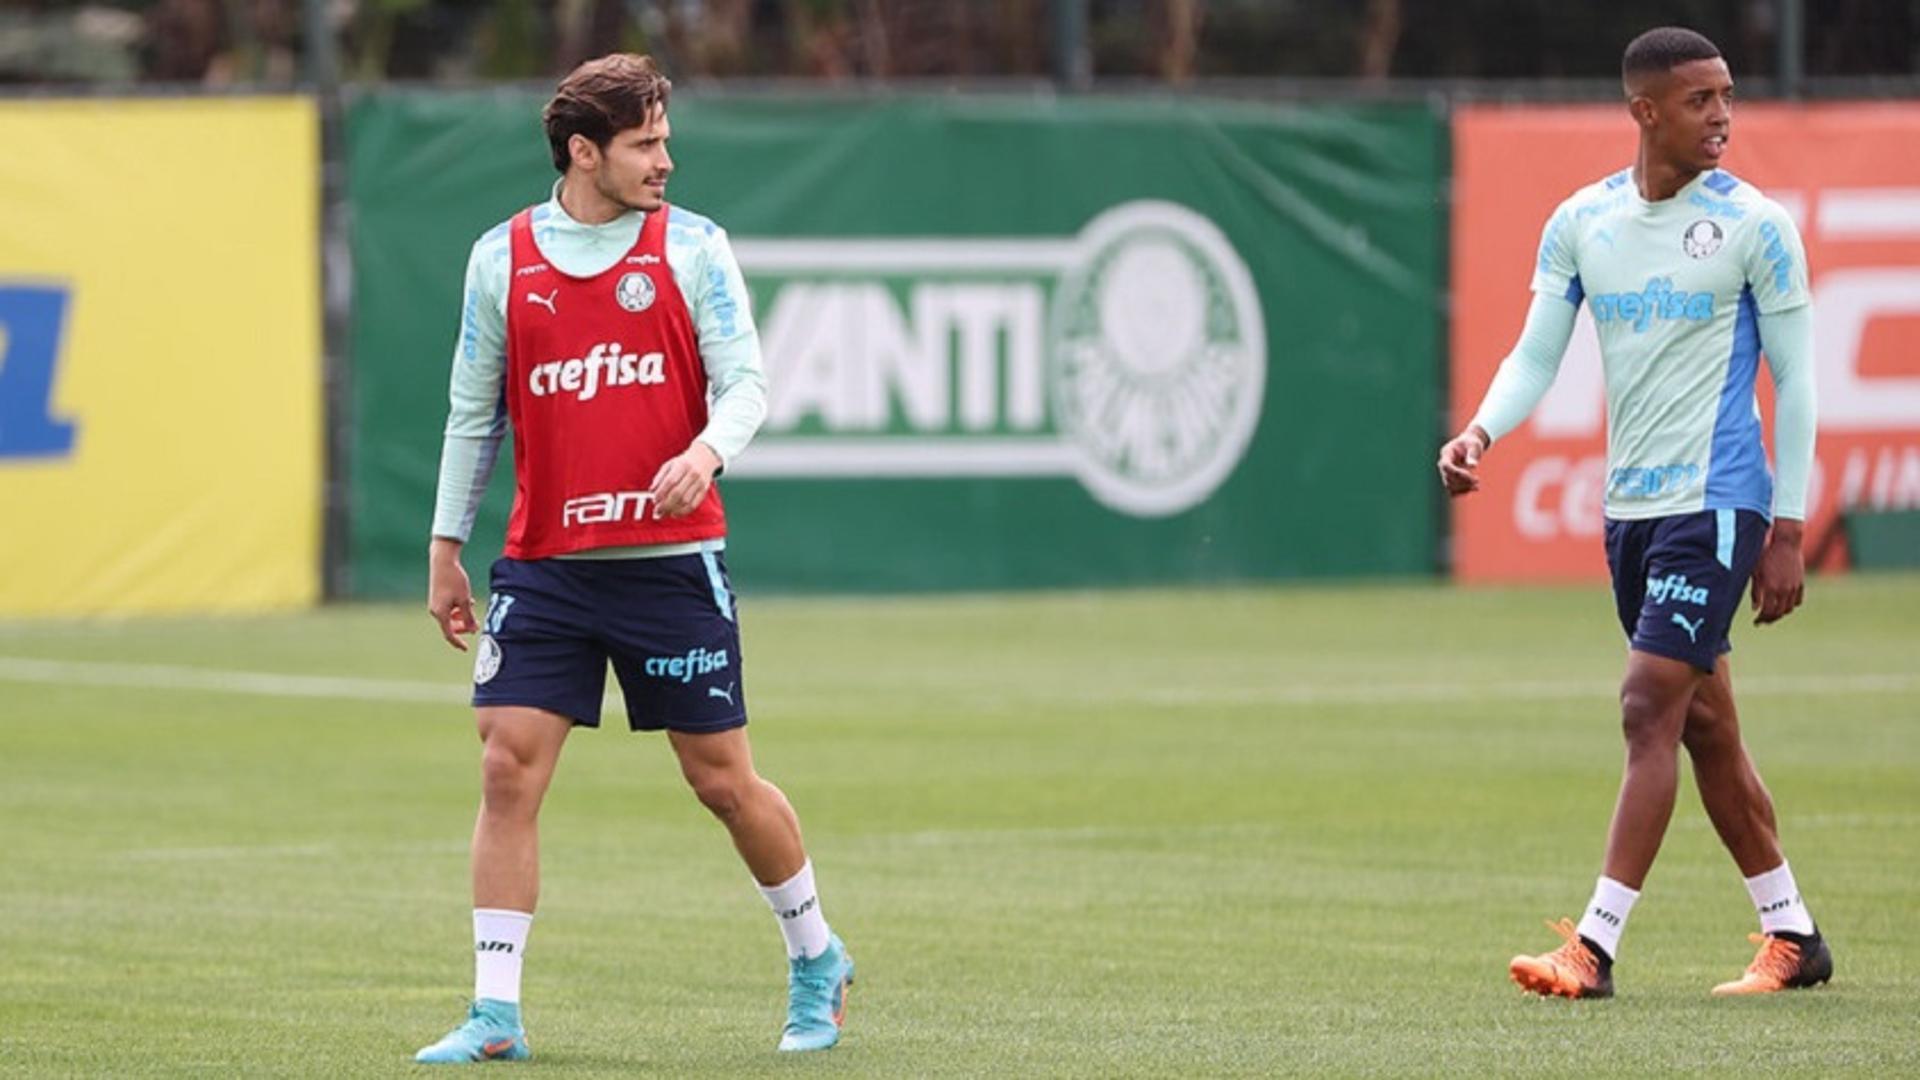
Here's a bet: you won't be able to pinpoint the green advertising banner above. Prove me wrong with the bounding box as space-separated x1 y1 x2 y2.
346 92 1444 596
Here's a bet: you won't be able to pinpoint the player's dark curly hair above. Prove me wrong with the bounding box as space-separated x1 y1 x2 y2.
1621 26 1721 82
543 54 673 174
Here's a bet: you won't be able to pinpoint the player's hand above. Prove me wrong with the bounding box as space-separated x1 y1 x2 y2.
1437 426 1490 497
650 441 723 518
427 538 478 651
1750 519 1806 626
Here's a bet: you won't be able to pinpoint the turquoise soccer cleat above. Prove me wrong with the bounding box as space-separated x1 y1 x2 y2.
778 934 854 1052
414 999 530 1064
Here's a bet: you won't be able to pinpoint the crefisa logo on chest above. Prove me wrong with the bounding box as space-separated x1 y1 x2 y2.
615 272 656 312
1682 219 1723 259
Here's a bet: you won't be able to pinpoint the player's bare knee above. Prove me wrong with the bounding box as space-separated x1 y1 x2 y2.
688 771 747 821
1618 685 1683 754
692 781 744 821
1681 699 1730 754
479 742 539 809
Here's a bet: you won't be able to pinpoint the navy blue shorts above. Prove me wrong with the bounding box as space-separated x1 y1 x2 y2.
470 548 746 732
1604 509 1769 673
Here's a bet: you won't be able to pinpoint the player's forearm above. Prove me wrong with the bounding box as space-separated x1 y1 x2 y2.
430 432 504 541
697 338 768 469
690 232 767 469
1758 305 1817 520
1469 292 1578 444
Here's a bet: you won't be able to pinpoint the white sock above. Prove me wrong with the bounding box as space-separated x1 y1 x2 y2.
1575 876 1640 960
1745 861 1815 936
758 860 831 960
473 908 532 1004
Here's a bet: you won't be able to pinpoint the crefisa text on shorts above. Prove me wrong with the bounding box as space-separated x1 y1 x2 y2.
643 647 731 683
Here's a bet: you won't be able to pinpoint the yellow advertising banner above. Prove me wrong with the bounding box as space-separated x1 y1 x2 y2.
0 98 320 615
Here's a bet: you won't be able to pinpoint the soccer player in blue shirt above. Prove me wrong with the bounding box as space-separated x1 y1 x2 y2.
1439 27 1830 999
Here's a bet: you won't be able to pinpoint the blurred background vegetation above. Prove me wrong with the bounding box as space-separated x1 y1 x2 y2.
2 0 1915 89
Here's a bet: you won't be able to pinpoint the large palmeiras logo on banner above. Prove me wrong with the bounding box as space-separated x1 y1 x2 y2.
1049 204 1265 516
729 201 1266 518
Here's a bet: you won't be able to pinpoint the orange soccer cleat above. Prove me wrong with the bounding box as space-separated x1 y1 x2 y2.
1711 931 1833 995
1509 918 1614 999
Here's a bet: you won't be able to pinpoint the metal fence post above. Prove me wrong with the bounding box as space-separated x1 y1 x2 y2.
1052 0 1090 91
1777 0 1804 99
306 0 352 599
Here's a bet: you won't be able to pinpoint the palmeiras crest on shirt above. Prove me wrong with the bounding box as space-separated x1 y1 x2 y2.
615 271 656 312
1683 219 1724 259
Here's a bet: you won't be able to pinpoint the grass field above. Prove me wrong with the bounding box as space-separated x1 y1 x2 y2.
3 574 1917 1077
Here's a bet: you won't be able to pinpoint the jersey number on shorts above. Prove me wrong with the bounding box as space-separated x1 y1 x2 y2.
484 594 517 634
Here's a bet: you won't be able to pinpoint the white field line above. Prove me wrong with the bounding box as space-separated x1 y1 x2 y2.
1 657 1915 711
0 657 467 705
109 812 1920 865
1128 671 1920 708
115 840 470 862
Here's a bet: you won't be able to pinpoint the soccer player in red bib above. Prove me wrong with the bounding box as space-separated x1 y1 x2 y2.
415 54 852 1064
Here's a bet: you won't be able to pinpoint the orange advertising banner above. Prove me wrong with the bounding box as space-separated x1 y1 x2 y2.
1451 104 1920 581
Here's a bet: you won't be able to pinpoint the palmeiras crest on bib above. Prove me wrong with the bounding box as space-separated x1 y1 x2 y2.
615 272 657 312
1683 219 1724 259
